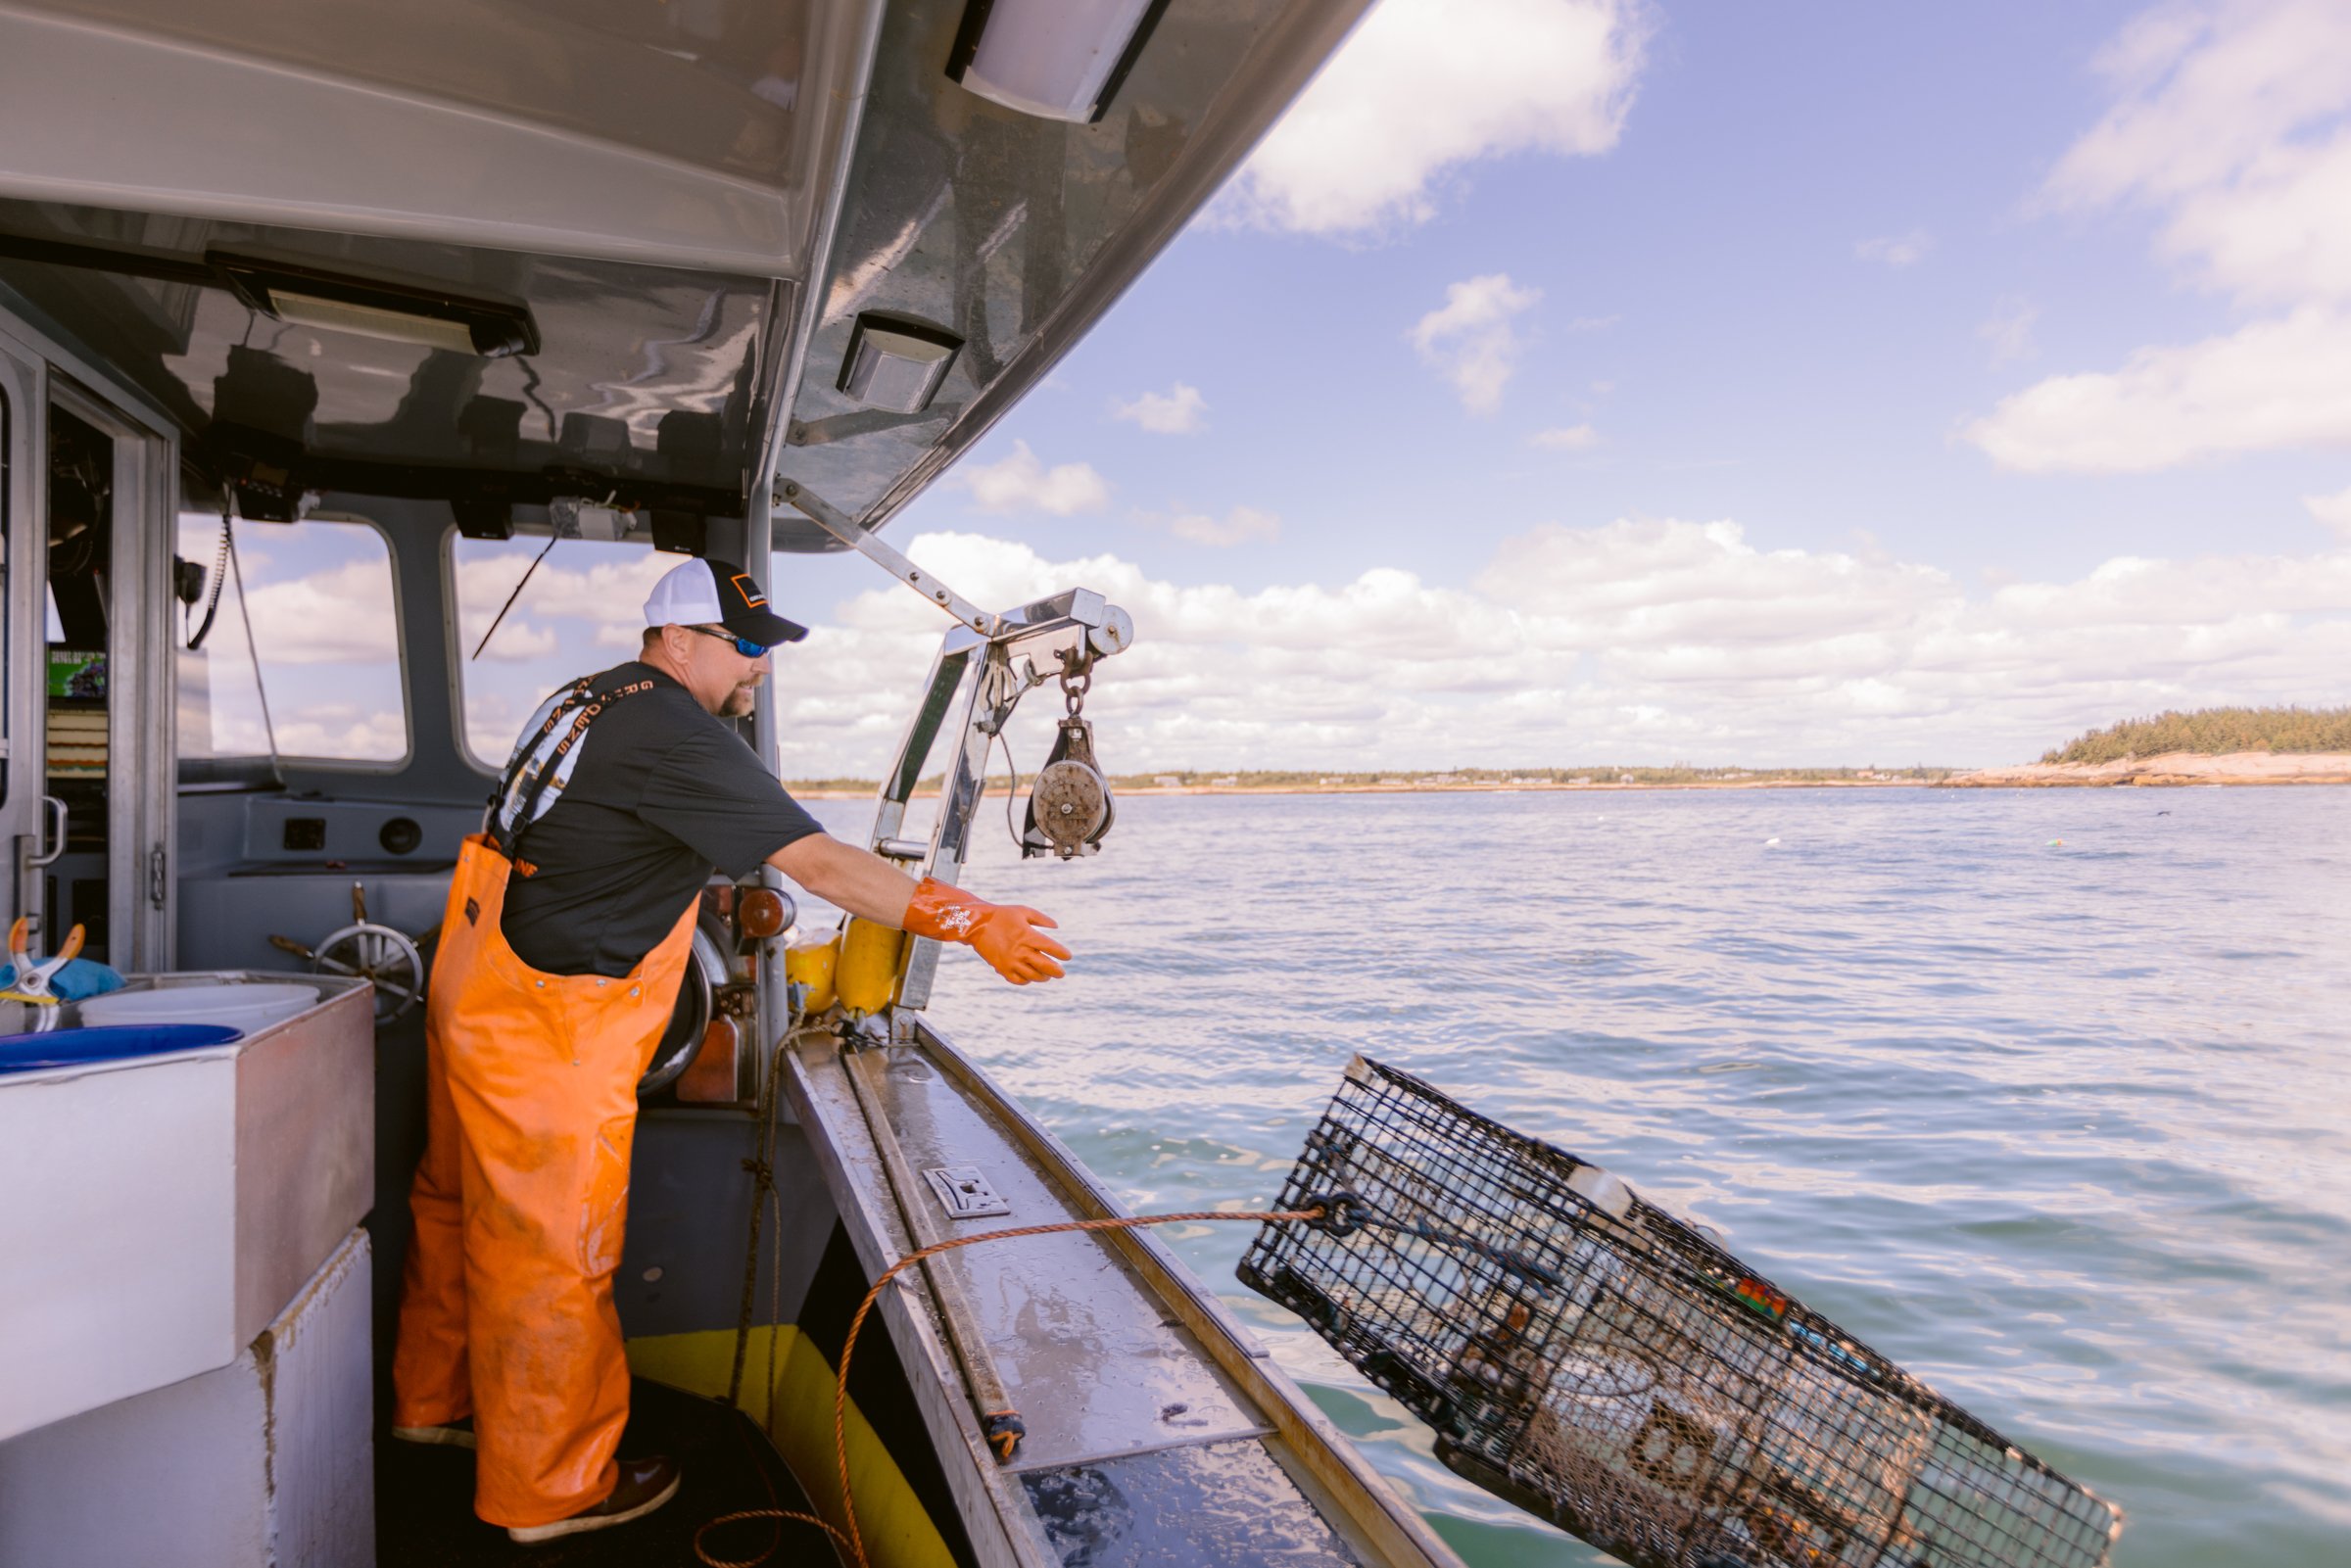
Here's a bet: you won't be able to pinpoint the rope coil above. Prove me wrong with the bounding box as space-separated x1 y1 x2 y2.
694 1204 1325 1568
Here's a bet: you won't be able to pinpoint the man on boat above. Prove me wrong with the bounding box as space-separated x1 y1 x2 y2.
386 556 1070 1544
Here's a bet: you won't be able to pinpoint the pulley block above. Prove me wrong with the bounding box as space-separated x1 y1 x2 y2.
1031 757 1109 855
1023 714 1116 860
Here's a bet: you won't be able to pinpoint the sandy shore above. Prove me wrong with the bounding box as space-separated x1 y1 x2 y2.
1941 751 2351 787
791 777 1942 800
792 753 2351 798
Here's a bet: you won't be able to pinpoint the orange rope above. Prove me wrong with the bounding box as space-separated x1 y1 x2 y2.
693 1206 1324 1568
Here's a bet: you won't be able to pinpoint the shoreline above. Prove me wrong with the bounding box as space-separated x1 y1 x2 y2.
789 751 2351 799
791 778 1934 799
1939 750 2351 788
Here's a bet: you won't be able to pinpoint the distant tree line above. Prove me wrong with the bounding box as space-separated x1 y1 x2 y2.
2042 706 2351 764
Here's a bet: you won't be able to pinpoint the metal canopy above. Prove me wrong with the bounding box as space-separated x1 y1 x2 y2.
769 0 1373 551
0 0 873 518
0 0 1370 536
0 205 783 503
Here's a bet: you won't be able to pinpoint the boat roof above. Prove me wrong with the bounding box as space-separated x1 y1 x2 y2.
0 0 1369 549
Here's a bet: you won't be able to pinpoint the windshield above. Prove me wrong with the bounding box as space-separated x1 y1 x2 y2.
173 513 408 765
450 536 679 766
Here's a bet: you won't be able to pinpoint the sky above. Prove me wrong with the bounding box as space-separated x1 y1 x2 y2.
194 0 2351 775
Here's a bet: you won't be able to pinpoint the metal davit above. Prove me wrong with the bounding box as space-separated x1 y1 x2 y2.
1240 1058 2125 1568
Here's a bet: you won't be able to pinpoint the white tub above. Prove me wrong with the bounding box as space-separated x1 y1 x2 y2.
78 979 319 1034
0 974 372 1441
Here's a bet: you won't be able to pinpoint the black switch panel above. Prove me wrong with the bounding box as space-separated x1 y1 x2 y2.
281 817 327 851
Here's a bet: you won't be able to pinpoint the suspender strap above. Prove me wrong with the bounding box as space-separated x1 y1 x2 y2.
488 675 655 860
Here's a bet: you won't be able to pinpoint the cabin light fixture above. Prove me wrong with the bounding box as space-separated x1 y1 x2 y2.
945 0 1171 123
838 313 963 414
210 254 540 358
0 234 538 357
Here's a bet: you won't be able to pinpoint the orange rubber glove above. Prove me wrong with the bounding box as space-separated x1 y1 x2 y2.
903 878 1070 984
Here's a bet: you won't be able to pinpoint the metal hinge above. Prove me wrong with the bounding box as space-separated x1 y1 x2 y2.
149 844 168 909
923 1164 1011 1220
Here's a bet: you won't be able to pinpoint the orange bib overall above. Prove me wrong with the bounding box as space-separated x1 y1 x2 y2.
391 832 696 1527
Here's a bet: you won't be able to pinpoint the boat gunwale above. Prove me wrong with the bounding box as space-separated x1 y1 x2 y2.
784 1025 1065 1568
824 1013 1470 1568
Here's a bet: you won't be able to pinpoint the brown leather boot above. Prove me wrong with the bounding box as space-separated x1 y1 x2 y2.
505 1456 682 1544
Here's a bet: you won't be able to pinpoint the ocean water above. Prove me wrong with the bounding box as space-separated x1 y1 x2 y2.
806 785 2351 1567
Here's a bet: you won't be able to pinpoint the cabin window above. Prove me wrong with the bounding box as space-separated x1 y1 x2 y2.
174 514 408 765
450 536 677 768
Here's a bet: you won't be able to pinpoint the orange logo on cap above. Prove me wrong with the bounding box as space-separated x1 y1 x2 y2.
730 573 767 608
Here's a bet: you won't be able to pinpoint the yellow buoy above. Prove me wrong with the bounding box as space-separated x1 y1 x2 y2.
784 927 842 1014
833 917 907 1016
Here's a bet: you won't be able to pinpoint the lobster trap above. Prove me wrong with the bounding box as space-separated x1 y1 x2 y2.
1238 1059 2123 1568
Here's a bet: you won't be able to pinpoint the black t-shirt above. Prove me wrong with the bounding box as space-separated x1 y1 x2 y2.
500 663 823 977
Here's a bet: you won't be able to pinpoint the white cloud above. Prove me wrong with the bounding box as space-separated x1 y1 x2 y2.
207 702 408 763
1215 0 1649 237
1161 506 1280 547
1965 308 2351 472
1112 383 1208 434
272 709 408 760
1531 424 1601 451
1978 297 2038 363
2306 483 2351 538
453 546 675 655
231 560 400 663
956 440 1112 515
1855 229 1933 266
2046 0 2351 307
769 521 2351 776
1412 274 1542 414
471 620 560 661
1974 0 2351 471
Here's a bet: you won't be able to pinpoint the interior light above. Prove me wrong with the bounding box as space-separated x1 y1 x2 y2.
838 314 963 413
946 0 1169 123
265 293 482 355
211 253 539 358
0 235 538 357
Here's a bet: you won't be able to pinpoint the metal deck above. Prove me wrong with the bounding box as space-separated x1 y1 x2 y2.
377 1377 836 1568
788 1021 1465 1568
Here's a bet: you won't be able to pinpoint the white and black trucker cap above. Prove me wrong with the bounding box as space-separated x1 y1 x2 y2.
643 557 808 645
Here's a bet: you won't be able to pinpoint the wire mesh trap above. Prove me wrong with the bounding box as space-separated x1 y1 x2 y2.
1238 1058 2123 1568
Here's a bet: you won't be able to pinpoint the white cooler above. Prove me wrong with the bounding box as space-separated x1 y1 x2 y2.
0 974 374 1439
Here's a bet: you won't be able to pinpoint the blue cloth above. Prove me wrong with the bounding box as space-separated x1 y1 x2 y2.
0 957 127 1001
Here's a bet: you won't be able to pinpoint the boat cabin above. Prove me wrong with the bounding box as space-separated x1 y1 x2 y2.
0 3 1466 1566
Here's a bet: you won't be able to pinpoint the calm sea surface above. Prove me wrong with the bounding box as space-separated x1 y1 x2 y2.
806 786 2351 1568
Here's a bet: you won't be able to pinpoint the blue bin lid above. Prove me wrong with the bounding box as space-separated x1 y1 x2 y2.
0 1022 245 1075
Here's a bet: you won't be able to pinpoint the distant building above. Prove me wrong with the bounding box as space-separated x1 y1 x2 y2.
1618 773 1636 784
1154 775 1182 787
1211 775 1238 786
1570 776 1593 785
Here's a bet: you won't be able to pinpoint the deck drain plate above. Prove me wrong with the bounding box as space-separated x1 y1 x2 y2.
924 1164 1012 1220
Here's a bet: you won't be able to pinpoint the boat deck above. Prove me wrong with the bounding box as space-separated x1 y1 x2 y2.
788 1022 1464 1568
378 1377 839 1568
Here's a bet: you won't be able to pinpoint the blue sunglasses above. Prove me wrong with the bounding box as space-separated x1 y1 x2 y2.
686 624 772 658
